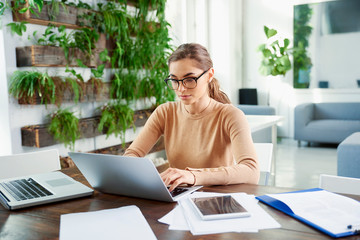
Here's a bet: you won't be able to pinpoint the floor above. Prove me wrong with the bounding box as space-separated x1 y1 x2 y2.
270 138 338 189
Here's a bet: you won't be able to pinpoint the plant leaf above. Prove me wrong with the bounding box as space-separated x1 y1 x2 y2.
284 38 290 48
264 26 277 39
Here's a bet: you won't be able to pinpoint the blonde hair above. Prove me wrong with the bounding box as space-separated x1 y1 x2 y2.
168 43 231 104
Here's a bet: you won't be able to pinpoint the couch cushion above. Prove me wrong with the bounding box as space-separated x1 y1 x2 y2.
315 102 360 120
303 119 360 143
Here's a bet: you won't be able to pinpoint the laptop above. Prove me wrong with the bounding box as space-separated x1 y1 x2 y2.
0 172 94 210
69 152 202 202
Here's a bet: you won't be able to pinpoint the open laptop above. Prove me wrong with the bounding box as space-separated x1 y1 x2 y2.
0 171 93 210
69 152 202 202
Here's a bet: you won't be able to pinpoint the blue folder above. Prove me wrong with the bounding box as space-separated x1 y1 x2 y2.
256 188 360 238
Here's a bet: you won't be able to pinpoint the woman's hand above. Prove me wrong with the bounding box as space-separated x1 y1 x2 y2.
160 168 195 192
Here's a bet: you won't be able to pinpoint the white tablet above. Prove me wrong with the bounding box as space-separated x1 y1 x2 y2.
189 195 251 220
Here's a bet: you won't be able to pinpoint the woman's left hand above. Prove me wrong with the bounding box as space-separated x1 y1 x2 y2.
160 168 195 192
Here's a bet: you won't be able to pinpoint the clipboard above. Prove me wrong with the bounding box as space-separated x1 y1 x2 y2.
256 188 360 238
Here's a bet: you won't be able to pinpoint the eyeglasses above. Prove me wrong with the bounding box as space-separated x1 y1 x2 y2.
164 69 210 90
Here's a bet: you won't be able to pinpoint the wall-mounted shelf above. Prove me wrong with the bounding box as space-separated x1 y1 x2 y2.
21 108 153 148
12 2 92 29
16 45 100 68
17 82 111 105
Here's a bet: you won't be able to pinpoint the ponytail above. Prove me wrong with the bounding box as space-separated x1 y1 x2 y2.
208 78 231 104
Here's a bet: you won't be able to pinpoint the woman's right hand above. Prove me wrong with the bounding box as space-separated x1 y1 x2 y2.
160 167 195 192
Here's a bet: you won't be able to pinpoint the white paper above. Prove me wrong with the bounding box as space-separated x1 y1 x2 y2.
60 205 157 240
158 205 189 231
267 190 360 235
159 192 280 235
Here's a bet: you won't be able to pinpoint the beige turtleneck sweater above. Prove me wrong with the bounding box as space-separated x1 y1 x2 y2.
124 98 259 186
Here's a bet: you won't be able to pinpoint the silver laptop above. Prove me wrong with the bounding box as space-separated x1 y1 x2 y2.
69 152 202 202
0 171 93 210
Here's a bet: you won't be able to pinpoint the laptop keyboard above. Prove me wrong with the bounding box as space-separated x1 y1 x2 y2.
169 187 188 197
0 178 53 201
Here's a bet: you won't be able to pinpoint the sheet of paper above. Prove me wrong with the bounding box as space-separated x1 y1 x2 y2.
158 205 189 231
159 192 280 235
267 190 360 235
60 205 157 240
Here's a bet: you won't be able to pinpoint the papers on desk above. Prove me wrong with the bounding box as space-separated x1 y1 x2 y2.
159 192 280 235
60 205 157 240
257 188 360 238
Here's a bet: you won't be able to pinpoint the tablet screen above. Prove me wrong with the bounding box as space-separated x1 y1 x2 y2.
191 195 249 219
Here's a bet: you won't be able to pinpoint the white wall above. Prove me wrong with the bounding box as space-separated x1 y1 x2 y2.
0 12 12 156
208 0 242 104
315 32 360 88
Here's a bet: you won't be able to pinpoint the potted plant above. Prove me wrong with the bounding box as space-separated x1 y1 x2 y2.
11 0 45 16
63 76 85 104
16 24 98 67
10 0 88 29
48 108 80 150
9 70 58 105
110 70 137 103
258 26 292 77
257 26 292 105
98 100 135 145
9 69 86 105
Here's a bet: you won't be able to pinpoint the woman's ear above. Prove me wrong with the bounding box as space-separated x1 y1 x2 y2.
208 68 215 83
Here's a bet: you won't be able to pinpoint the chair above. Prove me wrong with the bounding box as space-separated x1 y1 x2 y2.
337 132 360 178
254 143 273 185
0 149 61 180
319 174 360 195
237 105 276 143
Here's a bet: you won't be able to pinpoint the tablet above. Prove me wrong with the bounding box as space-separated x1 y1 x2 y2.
189 195 251 220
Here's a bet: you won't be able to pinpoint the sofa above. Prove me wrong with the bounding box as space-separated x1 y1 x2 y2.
237 105 275 143
294 102 360 145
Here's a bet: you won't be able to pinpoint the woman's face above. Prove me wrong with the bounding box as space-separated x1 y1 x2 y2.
168 58 213 106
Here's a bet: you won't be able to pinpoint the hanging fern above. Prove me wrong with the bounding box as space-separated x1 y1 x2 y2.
98 101 134 145
110 70 137 103
48 108 80 150
9 70 57 105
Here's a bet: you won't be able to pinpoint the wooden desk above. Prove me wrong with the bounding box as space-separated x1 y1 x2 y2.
0 167 358 240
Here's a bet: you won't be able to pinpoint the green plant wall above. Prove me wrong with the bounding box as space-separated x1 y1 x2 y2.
6 0 174 149
293 4 313 88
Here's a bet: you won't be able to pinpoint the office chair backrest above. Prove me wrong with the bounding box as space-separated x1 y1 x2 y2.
0 149 61 180
319 174 360 195
254 143 273 185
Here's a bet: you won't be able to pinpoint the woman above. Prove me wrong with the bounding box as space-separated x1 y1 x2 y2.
124 43 259 191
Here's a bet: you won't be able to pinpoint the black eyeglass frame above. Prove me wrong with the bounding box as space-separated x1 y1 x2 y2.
164 68 211 90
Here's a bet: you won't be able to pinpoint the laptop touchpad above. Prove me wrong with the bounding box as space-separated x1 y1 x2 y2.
46 178 74 187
